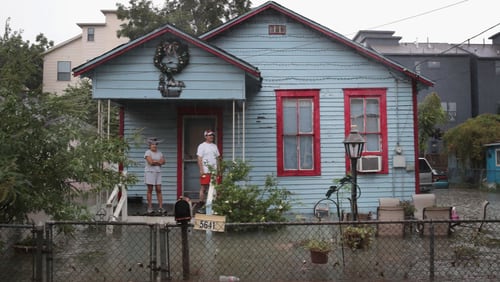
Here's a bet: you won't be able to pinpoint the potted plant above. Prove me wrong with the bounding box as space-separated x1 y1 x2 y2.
303 238 335 264
342 225 375 250
399 200 416 219
12 236 50 254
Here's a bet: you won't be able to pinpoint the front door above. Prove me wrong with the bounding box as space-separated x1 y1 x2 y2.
181 115 217 200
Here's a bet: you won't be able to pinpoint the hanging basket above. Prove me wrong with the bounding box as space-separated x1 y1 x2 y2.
309 250 329 264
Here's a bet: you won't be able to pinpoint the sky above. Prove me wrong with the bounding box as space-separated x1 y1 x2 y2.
2 0 500 46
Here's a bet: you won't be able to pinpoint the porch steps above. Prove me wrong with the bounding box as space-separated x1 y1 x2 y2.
125 215 177 224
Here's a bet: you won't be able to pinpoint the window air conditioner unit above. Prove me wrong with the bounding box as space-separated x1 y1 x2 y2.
357 156 382 172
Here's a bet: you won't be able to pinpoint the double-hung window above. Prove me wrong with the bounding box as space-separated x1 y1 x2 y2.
344 88 388 173
57 61 71 81
276 90 321 176
87 27 95 41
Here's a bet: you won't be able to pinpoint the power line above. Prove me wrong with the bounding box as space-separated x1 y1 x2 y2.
445 22 500 50
413 21 500 70
363 0 469 31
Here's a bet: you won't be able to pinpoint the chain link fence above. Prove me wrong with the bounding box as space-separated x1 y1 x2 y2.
0 224 38 281
1 219 500 281
447 167 500 188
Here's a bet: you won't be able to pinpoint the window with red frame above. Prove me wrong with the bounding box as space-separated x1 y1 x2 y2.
276 90 321 176
344 88 388 174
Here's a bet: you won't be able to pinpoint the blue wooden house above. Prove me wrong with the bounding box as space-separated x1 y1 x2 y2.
484 143 500 185
73 1 433 215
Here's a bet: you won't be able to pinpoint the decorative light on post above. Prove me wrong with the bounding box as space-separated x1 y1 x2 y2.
343 125 365 221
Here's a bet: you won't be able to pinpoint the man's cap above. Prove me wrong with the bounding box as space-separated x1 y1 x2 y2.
204 129 215 136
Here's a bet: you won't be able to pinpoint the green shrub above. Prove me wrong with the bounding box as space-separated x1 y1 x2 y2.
342 225 375 250
212 160 292 224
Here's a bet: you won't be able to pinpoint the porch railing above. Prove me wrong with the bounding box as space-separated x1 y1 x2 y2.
105 183 128 222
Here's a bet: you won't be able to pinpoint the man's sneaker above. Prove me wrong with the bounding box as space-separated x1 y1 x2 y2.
192 201 201 210
158 208 165 215
147 208 154 214
197 205 206 214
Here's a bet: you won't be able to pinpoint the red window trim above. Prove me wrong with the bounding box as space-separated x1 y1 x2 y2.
343 88 388 174
276 89 321 176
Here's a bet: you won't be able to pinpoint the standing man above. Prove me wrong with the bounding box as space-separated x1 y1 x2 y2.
196 129 220 212
144 137 166 214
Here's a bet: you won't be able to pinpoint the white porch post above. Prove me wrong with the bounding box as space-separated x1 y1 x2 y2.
232 100 235 161
242 100 246 161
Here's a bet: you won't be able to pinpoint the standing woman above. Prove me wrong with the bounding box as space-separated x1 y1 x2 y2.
144 137 166 214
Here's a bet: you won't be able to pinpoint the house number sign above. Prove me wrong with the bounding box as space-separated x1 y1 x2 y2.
194 214 226 232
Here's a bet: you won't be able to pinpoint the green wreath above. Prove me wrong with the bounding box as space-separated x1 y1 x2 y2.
153 39 189 75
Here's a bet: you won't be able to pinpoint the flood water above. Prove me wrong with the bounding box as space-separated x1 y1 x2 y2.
2 187 498 281
433 187 500 219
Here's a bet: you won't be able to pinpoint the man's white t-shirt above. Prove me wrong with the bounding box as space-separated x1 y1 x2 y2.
197 142 220 173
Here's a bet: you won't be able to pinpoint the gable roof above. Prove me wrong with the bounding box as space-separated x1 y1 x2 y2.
43 34 82 56
73 24 261 79
201 1 434 87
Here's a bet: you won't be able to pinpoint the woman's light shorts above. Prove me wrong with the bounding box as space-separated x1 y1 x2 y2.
145 171 162 185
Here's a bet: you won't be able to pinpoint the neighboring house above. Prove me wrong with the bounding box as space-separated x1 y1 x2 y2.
73 1 433 215
459 35 500 118
42 10 128 94
353 30 500 180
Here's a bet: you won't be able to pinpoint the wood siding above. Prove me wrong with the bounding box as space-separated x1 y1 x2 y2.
202 10 418 214
91 40 247 100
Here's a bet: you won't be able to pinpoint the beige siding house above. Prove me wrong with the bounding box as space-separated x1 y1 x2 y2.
42 10 128 94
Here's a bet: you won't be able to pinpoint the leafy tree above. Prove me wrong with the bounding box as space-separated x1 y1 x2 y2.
0 23 136 223
62 80 120 137
443 113 500 169
116 0 252 39
418 92 447 155
0 83 137 223
0 19 53 93
116 0 166 40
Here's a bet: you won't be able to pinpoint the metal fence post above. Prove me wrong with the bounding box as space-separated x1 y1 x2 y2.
159 225 170 281
429 222 435 280
34 224 44 282
45 223 53 282
150 224 158 282
181 222 190 281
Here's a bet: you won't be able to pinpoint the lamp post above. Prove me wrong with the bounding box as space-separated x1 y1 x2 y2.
343 125 365 221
